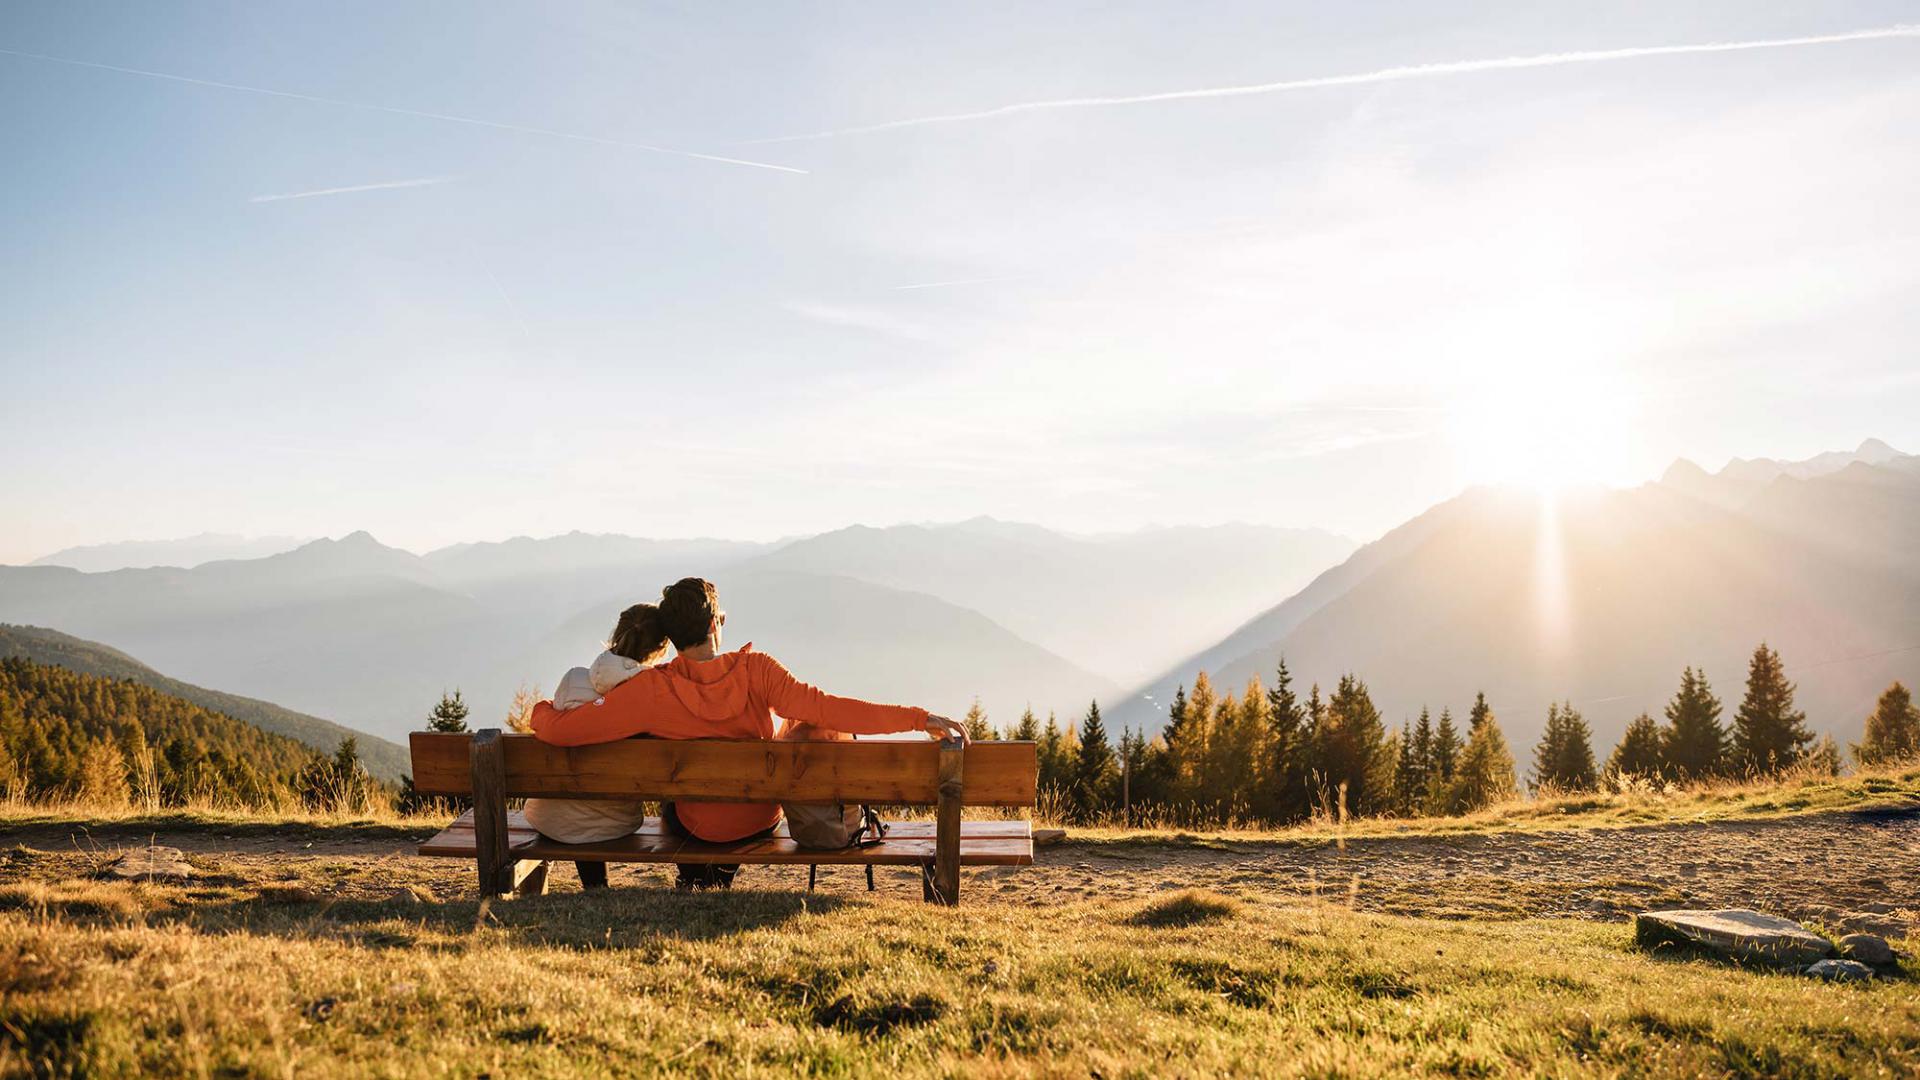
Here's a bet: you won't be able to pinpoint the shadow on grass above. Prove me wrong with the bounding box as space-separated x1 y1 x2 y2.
1 811 429 847
140 883 855 948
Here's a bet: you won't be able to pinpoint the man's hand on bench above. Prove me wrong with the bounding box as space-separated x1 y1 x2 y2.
924 714 968 743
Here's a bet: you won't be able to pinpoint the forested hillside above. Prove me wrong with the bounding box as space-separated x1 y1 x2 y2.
0 657 324 805
0 624 407 781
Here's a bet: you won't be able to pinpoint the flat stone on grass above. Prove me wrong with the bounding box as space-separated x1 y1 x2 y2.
1634 908 1832 966
104 846 194 882
1805 959 1875 983
1837 933 1895 966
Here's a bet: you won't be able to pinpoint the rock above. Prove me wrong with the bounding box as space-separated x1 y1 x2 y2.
1804 959 1874 983
1033 828 1067 847
1634 909 1833 966
1837 913 1906 939
1838 934 1895 966
105 846 193 881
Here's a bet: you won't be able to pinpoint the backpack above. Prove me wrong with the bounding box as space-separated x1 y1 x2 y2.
779 722 889 850
783 801 887 849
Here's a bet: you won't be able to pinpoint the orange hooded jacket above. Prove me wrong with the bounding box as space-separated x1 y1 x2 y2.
528 644 929 842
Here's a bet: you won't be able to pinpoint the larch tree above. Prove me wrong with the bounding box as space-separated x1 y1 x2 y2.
1855 682 1920 766
1447 703 1518 813
1731 643 1811 775
962 698 997 741
1011 706 1041 742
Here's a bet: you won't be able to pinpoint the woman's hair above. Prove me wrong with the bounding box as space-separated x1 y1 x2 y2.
606 603 670 664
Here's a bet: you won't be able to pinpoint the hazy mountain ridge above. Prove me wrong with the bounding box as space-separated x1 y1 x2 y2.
1112 440 1920 755
742 517 1356 684
0 624 408 781
2 520 1314 741
28 533 311 573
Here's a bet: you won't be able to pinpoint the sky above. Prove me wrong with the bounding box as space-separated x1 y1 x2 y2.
3 1 1918 564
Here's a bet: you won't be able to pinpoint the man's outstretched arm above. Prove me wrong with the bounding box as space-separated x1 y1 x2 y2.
747 653 962 739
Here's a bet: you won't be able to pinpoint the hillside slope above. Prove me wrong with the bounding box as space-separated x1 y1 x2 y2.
0 624 408 781
1115 443 1920 753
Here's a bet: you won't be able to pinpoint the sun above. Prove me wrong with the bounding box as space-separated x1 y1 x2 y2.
1446 362 1634 495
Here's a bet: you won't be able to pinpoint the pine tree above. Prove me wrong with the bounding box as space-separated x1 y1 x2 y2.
1607 713 1665 781
1804 734 1843 777
427 690 470 733
1320 674 1388 816
1432 707 1461 780
1447 707 1518 813
1531 702 1598 792
962 698 996 741
1393 721 1419 815
1662 667 1727 780
1732 643 1811 775
1072 701 1117 816
1468 692 1493 734
1037 712 1071 795
1011 707 1040 742
1174 673 1219 808
1855 682 1920 766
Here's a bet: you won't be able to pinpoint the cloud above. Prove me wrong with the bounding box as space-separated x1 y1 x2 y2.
0 47 807 175
744 23 1920 143
780 300 937 343
249 176 453 203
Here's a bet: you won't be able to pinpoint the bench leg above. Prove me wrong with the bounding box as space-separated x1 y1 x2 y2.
866 864 875 892
808 864 817 893
929 736 964 905
470 729 515 898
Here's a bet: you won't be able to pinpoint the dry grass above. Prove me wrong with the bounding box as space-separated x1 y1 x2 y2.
1060 760 1920 844
0 872 1913 1078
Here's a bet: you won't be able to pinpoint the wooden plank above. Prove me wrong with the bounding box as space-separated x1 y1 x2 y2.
409 732 1037 805
418 814 1033 866
931 737 963 905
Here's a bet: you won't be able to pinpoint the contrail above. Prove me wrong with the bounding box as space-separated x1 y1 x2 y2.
250 176 453 202
0 47 808 174
745 23 1920 143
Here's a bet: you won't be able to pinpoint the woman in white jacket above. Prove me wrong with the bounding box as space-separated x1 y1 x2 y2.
521 603 670 888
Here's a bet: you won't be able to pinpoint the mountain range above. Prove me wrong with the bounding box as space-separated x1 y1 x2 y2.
1110 439 1920 756
4 521 1348 744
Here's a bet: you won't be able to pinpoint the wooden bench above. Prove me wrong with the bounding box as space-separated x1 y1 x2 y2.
409 730 1038 905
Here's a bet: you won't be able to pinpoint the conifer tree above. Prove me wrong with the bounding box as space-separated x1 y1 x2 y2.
1606 713 1665 781
1447 706 1518 813
1662 667 1727 780
1174 672 1218 807
962 698 996 741
1432 707 1461 780
1264 658 1304 820
1072 701 1117 816
1393 720 1419 815
1411 708 1434 790
1468 692 1493 734
1732 643 1811 775
1037 712 1071 794
1855 682 1920 766
1531 702 1598 792
427 690 471 733
77 740 130 807
1011 706 1041 742
1320 674 1388 815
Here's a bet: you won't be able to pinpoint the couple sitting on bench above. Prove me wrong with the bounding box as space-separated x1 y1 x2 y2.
524 576 968 890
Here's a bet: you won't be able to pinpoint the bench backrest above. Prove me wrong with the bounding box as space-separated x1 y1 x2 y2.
409 732 1038 806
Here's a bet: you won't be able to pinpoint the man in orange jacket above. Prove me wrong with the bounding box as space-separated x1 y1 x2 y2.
529 577 965 888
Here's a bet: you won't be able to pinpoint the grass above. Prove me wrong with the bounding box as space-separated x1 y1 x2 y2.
1 874 1914 1078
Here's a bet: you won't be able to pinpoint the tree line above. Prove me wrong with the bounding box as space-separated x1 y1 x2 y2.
965 642 1920 824
0 656 382 812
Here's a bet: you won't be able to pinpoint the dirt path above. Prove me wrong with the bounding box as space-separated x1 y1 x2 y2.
5 807 1914 936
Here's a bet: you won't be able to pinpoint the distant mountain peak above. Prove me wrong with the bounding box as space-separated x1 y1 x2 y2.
1856 437 1905 463
1661 458 1709 483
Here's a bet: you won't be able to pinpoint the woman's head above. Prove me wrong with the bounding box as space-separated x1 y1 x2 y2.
606 603 670 665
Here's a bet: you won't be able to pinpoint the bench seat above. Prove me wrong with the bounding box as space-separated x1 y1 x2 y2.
419 809 1034 866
